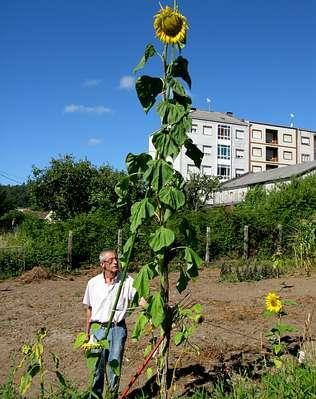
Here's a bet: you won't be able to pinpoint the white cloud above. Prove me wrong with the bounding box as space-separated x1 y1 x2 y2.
87 138 102 146
119 75 135 90
83 79 102 87
64 104 112 114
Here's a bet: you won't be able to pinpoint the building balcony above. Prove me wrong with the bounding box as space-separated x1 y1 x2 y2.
266 147 278 162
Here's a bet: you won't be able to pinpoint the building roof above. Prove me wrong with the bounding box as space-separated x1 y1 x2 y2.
190 110 248 126
219 160 316 191
189 109 316 133
249 120 316 133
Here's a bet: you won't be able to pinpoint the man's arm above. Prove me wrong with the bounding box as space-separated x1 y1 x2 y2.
85 306 92 338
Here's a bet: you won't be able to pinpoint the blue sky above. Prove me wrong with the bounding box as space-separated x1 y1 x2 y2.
1 0 316 184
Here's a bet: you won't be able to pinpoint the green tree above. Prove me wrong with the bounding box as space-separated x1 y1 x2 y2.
28 155 98 220
185 173 220 211
0 184 31 209
90 165 145 221
0 187 13 217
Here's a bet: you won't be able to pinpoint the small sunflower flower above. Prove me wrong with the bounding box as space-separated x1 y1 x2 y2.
265 292 282 313
81 341 103 352
154 6 188 45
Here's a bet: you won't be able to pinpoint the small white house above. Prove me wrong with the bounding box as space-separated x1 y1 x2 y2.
212 160 316 206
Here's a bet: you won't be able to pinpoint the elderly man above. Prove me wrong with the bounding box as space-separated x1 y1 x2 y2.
83 248 136 398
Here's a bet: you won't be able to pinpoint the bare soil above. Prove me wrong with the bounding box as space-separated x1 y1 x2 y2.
0 267 315 397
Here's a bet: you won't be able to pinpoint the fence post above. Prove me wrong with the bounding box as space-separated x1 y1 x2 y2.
205 226 210 264
117 229 122 257
67 230 73 267
277 224 283 248
243 225 249 259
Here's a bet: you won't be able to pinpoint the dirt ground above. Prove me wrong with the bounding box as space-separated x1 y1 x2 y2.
0 266 315 397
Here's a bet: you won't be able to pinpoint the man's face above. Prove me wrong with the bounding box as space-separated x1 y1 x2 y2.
101 251 119 274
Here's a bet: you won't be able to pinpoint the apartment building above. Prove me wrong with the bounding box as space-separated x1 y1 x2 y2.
148 109 316 180
249 122 316 172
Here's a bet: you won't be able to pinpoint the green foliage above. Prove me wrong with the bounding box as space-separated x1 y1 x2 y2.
0 209 26 229
185 174 220 211
1 329 91 399
28 155 140 222
210 360 316 399
220 259 280 282
291 218 316 275
0 187 13 218
0 184 30 219
0 209 121 274
29 155 98 220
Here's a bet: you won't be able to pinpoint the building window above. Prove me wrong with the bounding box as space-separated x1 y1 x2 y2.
202 166 212 175
283 134 293 143
187 164 199 176
301 136 310 145
283 151 293 160
235 169 245 177
301 154 310 162
203 145 212 155
252 129 262 140
218 144 231 159
218 124 231 140
236 130 244 139
235 149 245 159
252 147 262 157
203 125 212 135
217 165 230 179
191 124 197 133
252 165 262 173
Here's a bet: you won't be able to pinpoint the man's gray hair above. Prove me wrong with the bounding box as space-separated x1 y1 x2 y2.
99 248 116 262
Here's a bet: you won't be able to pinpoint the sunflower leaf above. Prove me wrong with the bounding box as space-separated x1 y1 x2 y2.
159 186 185 210
130 198 155 232
149 226 175 252
152 129 180 159
148 292 165 327
143 159 173 192
136 76 163 113
184 139 203 168
126 153 152 175
171 56 191 89
133 44 157 73
176 268 190 293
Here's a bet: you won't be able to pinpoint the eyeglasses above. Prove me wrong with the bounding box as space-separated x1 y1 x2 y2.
103 257 117 264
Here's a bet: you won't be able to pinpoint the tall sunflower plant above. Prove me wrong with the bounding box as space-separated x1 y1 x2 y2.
115 1 203 397
264 292 298 368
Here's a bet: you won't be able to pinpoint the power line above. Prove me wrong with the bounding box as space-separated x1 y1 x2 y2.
0 171 23 185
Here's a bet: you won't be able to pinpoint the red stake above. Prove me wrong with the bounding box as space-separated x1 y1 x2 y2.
119 335 165 399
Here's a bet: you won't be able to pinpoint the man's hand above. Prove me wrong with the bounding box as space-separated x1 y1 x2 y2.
139 297 148 308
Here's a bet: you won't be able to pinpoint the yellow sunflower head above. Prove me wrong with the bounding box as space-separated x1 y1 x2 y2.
154 6 188 45
265 292 282 313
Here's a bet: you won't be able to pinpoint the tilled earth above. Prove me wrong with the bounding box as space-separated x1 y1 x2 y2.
0 267 315 397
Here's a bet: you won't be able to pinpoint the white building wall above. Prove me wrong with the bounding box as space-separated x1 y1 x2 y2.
169 118 249 180
212 169 316 206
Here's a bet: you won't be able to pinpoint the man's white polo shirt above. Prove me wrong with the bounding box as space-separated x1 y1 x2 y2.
83 273 135 323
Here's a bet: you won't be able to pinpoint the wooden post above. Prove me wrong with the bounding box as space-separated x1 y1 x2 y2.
205 226 210 264
117 229 122 257
67 230 73 267
243 225 249 259
277 224 283 247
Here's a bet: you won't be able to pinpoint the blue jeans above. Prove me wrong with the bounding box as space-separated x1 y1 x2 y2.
90 323 127 399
